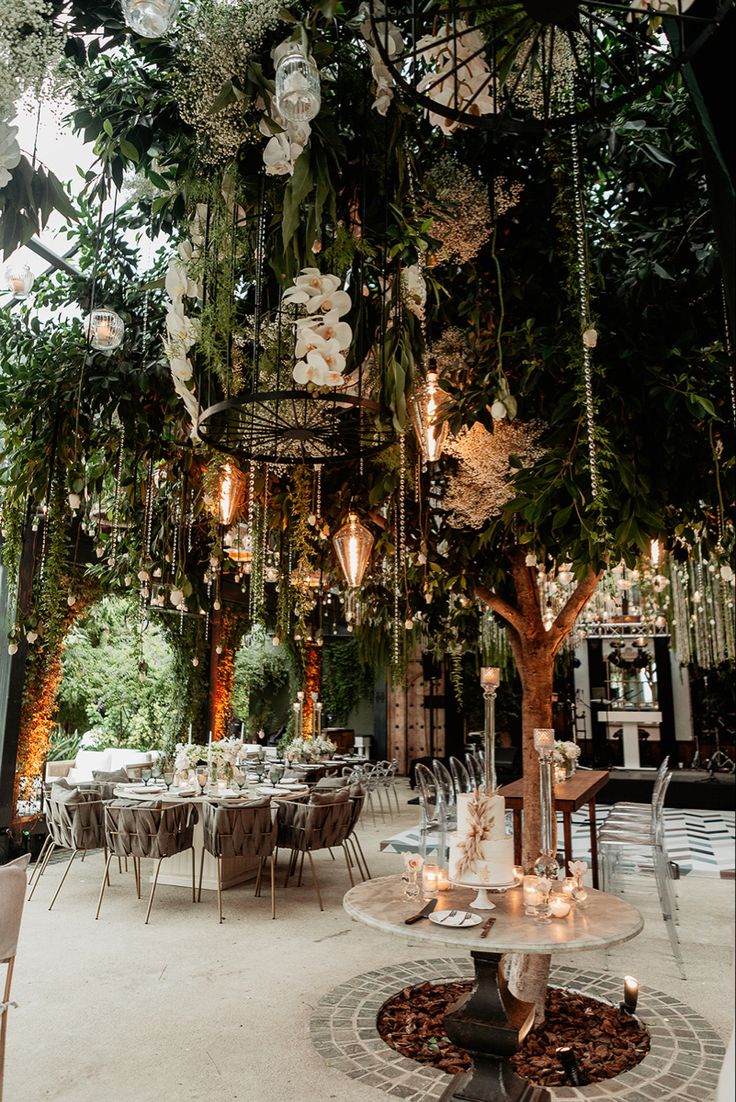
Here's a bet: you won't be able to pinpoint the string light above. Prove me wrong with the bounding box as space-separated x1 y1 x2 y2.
570 108 600 499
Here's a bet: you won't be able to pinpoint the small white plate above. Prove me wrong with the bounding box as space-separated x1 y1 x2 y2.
429 910 482 929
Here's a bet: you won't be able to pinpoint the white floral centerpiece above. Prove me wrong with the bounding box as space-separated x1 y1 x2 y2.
174 742 206 785
553 740 581 779
209 737 244 784
283 733 337 763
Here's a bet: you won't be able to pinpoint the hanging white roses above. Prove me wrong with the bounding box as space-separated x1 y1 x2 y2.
163 204 206 434
283 267 353 389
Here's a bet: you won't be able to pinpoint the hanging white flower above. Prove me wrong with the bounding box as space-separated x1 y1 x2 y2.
401 265 427 320
284 268 342 303
305 288 352 317
0 119 21 189
263 132 300 176
295 311 352 356
165 256 199 302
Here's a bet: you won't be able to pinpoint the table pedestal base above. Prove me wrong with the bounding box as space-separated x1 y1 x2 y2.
440 952 550 1102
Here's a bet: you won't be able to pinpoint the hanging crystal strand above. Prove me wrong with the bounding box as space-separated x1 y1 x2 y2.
722 282 736 428
170 491 181 601
140 457 154 612
110 425 125 567
258 464 269 614
570 107 600 499
250 498 261 622
315 464 322 522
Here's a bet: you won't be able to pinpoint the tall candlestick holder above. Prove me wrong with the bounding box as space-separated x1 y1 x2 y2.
480 667 500 792
533 727 559 879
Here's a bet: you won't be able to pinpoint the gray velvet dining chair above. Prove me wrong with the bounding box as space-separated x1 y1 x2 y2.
0 864 27 1102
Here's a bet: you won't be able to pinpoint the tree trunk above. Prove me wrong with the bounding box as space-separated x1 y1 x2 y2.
474 549 602 1024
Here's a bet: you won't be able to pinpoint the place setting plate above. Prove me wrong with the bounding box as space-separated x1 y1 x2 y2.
429 910 482 929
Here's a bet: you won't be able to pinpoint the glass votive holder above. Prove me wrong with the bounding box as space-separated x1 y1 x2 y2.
548 893 572 919
561 876 577 897
422 864 441 896
512 865 524 885
572 880 588 904
437 868 451 892
522 874 551 920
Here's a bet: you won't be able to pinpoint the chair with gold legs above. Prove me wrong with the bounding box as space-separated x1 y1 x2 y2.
277 791 354 911
96 800 198 924
198 798 277 922
1 864 27 1102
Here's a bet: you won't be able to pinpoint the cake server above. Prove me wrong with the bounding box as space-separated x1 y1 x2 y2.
404 899 438 925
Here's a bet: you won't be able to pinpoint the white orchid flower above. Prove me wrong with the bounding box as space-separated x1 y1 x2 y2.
295 312 352 355
166 308 200 351
170 356 193 382
165 257 199 302
305 288 352 317
401 265 427 319
306 339 346 376
263 132 301 176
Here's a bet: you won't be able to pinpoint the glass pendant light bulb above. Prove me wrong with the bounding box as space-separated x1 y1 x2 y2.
121 0 180 38
409 370 449 463
333 513 374 588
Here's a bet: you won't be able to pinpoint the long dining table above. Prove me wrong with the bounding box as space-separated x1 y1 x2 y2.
497 768 609 888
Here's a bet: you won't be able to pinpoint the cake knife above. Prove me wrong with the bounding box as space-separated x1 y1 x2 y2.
404 898 438 925
480 916 496 939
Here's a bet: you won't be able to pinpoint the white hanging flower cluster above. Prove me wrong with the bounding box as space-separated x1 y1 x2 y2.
260 103 311 176
0 120 21 190
358 1 404 117
401 265 427 321
282 268 353 388
163 205 206 434
416 20 495 135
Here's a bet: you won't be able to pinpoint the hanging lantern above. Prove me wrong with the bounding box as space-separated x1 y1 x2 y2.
408 370 449 463
85 308 125 351
217 463 247 527
333 513 374 589
224 523 253 563
3 262 34 298
121 0 180 37
275 49 321 123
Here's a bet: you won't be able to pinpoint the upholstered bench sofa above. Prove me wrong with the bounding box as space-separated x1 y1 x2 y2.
45 748 160 785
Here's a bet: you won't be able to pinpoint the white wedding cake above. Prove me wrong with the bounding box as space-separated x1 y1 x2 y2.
449 789 515 888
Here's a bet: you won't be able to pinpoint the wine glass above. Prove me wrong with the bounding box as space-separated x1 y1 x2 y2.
163 770 174 791
151 761 162 783
141 767 152 787
235 762 249 792
196 766 208 796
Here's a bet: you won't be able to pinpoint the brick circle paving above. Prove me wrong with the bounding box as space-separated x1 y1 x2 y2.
310 958 725 1102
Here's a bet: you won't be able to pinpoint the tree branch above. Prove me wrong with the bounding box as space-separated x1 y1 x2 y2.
549 565 602 655
473 581 526 636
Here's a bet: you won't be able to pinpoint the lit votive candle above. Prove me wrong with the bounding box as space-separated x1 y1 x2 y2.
437 869 451 892
549 895 572 919
513 865 524 884
561 877 577 896
480 666 501 691
522 874 550 917
422 864 440 896
622 975 639 1014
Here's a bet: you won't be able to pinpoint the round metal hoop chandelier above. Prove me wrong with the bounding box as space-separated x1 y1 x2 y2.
368 0 733 134
198 389 393 467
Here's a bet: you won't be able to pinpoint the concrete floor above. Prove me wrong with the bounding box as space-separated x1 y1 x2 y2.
5 781 734 1102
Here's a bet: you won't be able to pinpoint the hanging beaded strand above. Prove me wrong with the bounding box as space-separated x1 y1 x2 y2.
722 282 736 428
110 425 125 567
570 112 600 500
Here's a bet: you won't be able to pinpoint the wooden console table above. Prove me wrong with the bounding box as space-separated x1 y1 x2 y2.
498 769 609 888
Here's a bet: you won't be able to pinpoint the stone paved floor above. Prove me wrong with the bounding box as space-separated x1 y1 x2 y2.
311 958 726 1101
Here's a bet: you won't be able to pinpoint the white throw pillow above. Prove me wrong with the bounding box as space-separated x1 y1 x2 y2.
106 749 150 769
70 750 110 781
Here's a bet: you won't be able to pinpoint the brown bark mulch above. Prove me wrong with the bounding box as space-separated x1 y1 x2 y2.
376 981 650 1087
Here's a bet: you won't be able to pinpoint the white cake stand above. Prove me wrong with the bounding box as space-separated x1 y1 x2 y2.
452 878 519 910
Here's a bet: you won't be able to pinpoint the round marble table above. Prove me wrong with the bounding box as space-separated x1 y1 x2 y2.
344 875 643 1102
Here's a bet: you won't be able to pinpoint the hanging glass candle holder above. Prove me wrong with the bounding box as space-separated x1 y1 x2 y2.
408 370 449 463
224 523 253 564
121 0 180 37
217 463 247 527
275 50 321 123
333 513 374 589
85 308 125 351
3 263 34 298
